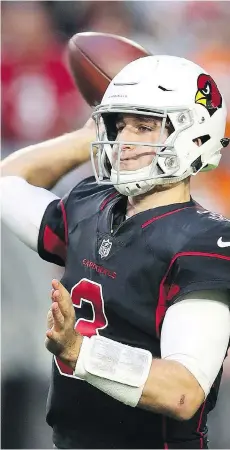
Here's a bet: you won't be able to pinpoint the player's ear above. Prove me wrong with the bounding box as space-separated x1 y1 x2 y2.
193 138 202 147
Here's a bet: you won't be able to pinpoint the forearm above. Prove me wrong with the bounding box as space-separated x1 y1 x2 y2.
73 347 203 420
79 348 203 420
1 129 92 189
139 359 204 420
71 335 203 420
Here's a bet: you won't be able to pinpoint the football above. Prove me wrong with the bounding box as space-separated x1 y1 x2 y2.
68 31 151 106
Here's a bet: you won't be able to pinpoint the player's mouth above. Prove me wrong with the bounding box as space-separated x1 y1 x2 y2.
119 150 156 160
119 160 141 170
113 149 157 170
120 155 139 161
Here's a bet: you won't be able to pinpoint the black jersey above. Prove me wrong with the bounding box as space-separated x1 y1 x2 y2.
38 176 230 449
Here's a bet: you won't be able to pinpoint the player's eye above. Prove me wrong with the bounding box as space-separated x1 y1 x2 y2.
116 124 125 132
138 125 153 132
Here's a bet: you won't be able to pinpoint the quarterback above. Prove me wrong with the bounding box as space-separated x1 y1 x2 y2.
1 56 230 449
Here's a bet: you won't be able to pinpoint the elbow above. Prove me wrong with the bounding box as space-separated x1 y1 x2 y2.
173 407 198 422
171 389 205 421
1 164 28 181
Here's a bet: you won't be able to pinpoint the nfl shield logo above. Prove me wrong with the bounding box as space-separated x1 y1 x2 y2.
98 239 112 258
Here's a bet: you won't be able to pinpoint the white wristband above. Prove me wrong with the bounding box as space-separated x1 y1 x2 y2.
74 335 152 407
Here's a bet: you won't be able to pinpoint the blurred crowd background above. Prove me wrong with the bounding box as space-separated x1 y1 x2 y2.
1 1 230 448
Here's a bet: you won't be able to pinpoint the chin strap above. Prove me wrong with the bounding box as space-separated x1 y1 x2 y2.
113 171 192 197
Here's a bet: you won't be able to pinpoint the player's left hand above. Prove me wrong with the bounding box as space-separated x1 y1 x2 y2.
45 279 83 370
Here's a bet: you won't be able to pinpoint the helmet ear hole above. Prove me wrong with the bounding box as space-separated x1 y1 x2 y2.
193 135 210 146
191 135 211 172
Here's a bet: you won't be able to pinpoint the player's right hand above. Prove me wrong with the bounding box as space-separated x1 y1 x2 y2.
82 117 96 134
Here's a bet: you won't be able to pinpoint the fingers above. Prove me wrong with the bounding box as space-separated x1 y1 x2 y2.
47 284 63 334
51 288 55 301
46 280 80 363
46 302 64 345
47 295 64 337
51 301 65 331
47 308 54 330
51 279 73 318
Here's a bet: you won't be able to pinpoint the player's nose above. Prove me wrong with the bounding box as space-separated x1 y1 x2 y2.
121 143 134 152
117 130 135 151
114 143 135 159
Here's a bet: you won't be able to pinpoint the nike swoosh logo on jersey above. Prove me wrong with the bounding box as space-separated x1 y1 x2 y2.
217 237 230 247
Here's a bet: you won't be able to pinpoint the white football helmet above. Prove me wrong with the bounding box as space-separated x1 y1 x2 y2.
91 55 228 196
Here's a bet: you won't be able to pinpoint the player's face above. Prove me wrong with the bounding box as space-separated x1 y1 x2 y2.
112 114 169 171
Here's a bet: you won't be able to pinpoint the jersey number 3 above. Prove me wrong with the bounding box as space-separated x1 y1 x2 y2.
56 278 108 376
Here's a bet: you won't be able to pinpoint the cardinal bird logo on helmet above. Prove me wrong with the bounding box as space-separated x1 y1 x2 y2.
195 74 222 116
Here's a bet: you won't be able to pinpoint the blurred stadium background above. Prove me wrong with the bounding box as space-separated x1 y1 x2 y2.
1 1 230 448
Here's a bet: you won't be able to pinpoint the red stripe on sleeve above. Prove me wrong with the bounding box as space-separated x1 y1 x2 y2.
43 225 66 262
